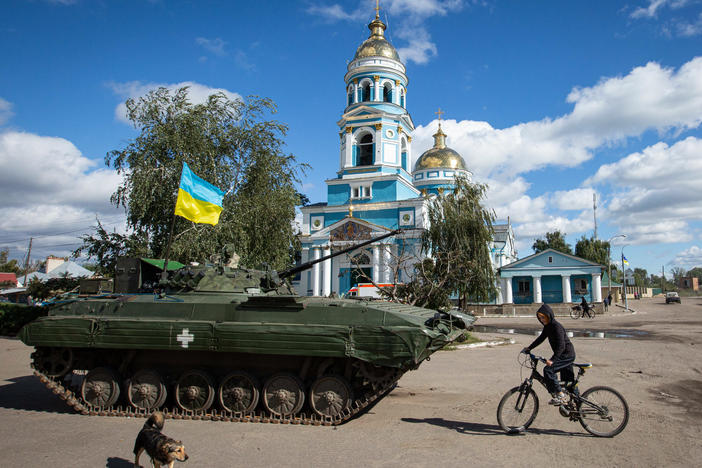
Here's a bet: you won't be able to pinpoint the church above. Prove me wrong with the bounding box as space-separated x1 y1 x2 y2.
293 8 517 299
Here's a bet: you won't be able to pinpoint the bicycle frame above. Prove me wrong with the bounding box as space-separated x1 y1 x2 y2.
517 355 611 421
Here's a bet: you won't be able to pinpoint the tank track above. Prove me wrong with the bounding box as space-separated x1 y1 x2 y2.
30 360 400 427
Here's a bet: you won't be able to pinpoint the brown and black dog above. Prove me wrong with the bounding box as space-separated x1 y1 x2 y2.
133 411 189 468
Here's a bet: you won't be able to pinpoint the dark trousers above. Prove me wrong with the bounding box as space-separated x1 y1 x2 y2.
544 356 575 394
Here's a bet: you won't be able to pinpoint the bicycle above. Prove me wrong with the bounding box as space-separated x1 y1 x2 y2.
496 352 629 437
570 303 595 319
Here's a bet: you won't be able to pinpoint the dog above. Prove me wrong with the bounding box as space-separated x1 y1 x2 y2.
133 411 189 468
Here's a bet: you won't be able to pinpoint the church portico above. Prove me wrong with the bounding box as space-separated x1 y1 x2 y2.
498 249 605 310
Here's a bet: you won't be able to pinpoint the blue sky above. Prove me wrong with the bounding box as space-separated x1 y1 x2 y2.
1 0 701 278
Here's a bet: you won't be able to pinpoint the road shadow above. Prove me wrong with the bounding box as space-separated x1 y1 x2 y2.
401 417 586 437
0 375 73 413
106 457 133 468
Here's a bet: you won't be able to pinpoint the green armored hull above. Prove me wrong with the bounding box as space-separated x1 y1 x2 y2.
18 249 471 423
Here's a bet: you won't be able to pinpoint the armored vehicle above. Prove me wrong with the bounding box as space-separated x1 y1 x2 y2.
18 231 473 425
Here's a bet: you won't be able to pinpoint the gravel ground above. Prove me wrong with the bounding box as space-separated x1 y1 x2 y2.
0 296 700 467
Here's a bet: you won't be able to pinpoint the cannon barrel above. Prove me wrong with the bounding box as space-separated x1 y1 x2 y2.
279 229 401 280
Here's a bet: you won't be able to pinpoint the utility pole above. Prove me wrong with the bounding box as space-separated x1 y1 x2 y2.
662 266 665 292
593 192 597 240
22 237 33 287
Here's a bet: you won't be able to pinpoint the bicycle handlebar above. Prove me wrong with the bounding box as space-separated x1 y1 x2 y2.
521 350 547 363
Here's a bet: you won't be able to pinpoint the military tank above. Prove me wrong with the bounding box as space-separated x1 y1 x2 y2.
18 230 473 425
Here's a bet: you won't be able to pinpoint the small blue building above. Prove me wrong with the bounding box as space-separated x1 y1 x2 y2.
499 249 604 305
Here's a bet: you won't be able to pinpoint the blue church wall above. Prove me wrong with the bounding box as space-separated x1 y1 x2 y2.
328 184 349 206
512 276 533 304
570 275 592 303
541 275 563 303
355 208 399 229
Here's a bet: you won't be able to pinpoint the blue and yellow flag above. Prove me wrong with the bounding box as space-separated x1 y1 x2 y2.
174 162 225 225
622 255 629 265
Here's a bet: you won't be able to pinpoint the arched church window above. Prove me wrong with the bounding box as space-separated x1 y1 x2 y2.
357 134 373 166
400 89 405 108
361 82 371 102
348 91 353 106
383 83 392 103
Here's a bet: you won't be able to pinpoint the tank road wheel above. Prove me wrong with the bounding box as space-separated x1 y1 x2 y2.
36 347 74 378
262 373 305 416
80 367 121 408
218 371 260 413
309 375 353 418
175 370 216 412
127 369 167 410
358 361 399 387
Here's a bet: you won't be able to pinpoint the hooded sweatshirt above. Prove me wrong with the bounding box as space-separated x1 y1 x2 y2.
526 304 575 361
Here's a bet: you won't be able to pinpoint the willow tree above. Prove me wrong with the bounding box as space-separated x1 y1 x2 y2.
79 87 307 271
421 176 497 308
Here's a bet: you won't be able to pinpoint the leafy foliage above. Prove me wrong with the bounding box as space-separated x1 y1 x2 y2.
532 231 572 255
420 177 497 306
74 219 149 277
574 235 609 265
0 303 47 336
0 248 22 274
26 276 81 300
78 87 307 272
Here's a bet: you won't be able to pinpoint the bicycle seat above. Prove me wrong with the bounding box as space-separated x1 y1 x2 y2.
574 362 592 369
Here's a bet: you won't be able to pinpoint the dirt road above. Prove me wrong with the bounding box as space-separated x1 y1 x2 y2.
0 297 700 467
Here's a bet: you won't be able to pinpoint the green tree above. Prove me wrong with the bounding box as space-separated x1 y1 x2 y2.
420 177 497 307
686 267 702 279
74 219 149 277
79 87 307 271
633 267 649 287
574 235 609 265
0 248 22 274
532 231 572 255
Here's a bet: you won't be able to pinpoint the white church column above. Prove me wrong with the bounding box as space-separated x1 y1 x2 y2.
592 273 602 302
562 275 572 303
372 244 380 283
312 247 321 296
503 277 513 303
373 76 380 102
383 244 392 283
496 278 504 304
393 80 400 105
353 80 359 104
344 128 353 167
374 124 382 163
299 247 309 295
533 275 542 303
322 245 331 297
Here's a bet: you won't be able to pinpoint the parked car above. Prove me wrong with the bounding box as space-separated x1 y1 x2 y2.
665 291 681 304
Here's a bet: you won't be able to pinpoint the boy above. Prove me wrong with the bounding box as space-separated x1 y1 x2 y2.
522 304 576 405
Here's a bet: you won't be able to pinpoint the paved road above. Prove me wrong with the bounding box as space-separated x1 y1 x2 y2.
1 297 700 467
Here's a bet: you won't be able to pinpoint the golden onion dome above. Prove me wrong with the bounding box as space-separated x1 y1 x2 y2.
353 15 400 61
413 125 468 171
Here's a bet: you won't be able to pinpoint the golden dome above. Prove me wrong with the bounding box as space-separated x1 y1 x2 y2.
414 125 468 171
353 16 400 61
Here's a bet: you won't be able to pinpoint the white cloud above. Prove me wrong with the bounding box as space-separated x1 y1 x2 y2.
676 11 702 36
107 81 243 124
631 0 676 19
0 97 13 125
412 57 702 178
672 245 702 267
0 130 125 260
587 137 702 245
551 188 596 212
195 37 227 56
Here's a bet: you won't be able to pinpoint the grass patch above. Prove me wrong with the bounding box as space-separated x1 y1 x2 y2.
442 332 482 351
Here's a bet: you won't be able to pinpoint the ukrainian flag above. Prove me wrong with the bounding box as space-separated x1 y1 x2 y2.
622 255 629 265
174 162 225 225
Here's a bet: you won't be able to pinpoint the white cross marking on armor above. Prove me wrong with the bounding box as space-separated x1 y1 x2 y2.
177 328 195 348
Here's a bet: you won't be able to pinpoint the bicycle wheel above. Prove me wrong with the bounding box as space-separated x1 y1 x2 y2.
570 307 580 319
578 386 629 437
497 386 539 432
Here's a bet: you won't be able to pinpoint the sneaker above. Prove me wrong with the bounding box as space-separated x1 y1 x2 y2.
549 392 568 405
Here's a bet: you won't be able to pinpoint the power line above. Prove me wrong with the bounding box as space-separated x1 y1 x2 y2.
0 219 127 245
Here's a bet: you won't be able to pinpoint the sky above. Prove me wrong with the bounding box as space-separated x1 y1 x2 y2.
1 0 701 278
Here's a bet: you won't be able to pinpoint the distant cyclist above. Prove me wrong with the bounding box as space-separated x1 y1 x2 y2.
580 296 591 318
521 304 576 405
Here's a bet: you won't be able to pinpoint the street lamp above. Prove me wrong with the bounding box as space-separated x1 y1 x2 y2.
607 234 626 301
621 245 629 313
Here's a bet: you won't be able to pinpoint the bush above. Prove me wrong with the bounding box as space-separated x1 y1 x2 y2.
0 303 47 336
